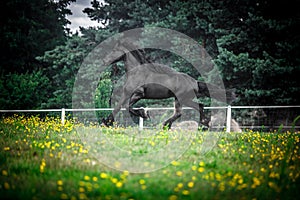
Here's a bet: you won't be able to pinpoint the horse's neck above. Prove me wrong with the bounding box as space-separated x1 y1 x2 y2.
124 53 143 73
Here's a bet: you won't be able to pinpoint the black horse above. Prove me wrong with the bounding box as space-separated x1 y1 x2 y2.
102 39 235 129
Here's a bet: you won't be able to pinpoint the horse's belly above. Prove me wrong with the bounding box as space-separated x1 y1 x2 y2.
143 84 174 99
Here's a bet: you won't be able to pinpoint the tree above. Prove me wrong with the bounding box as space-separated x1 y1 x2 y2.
37 28 116 108
94 72 113 120
213 0 300 105
83 0 218 55
83 0 219 84
39 0 300 109
0 0 75 109
0 71 49 109
36 35 89 108
0 0 75 73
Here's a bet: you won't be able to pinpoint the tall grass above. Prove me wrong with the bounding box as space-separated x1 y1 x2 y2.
0 115 299 199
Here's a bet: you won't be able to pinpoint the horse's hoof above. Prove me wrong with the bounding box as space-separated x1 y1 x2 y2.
142 109 150 119
135 108 149 119
201 119 210 127
102 116 114 127
162 122 172 130
198 125 209 131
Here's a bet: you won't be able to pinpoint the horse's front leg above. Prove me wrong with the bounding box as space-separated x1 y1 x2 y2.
128 89 149 119
102 90 130 126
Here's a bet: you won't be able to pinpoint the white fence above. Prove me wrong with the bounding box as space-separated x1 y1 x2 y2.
1 105 300 132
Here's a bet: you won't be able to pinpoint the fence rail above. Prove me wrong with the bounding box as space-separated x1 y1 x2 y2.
1 105 300 132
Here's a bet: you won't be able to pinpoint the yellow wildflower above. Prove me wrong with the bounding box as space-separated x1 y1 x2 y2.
269 164 273 169
139 179 146 185
177 183 183 189
100 172 108 179
111 178 118 183
169 195 177 200
187 181 194 188
198 167 205 173
215 173 222 181
60 193 68 200
123 170 129 176
3 147 10 151
251 177 261 188
182 190 190 195
268 181 281 192
84 175 90 181
78 193 87 200
116 181 123 188
57 180 63 186
171 160 180 166
40 159 46 173
260 167 266 173
79 181 85 187
2 170 8 176
199 161 205 167
79 187 85 193
176 171 183 176
218 182 225 191
4 182 10 190
237 183 248 190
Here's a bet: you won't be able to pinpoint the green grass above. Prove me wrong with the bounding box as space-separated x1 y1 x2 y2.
0 115 300 200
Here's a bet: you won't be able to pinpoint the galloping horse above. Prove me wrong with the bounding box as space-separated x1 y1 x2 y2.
102 39 235 129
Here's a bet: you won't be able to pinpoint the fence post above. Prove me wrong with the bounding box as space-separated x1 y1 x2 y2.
139 117 143 131
61 108 65 125
138 107 147 131
226 105 231 132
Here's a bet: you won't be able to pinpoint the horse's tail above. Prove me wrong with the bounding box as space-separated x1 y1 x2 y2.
197 81 236 103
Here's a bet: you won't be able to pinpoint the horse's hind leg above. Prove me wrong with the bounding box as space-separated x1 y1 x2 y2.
184 100 209 129
163 98 182 129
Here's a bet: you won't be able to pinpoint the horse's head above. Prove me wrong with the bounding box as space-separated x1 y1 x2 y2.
103 41 126 65
102 39 147 66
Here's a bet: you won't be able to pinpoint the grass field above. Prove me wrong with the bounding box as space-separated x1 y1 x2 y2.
0 115 300 200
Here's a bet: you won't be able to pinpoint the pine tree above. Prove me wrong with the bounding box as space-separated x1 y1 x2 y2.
0 0 75 73
0 0 75 109
214 0 300 105
39 0 300 108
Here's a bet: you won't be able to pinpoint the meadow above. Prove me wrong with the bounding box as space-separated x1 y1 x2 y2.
0 115 300 200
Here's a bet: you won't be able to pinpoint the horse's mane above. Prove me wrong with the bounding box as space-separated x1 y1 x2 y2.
131 49 149 64
120 39 180 75
147 63 180 75
120 39 149 64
